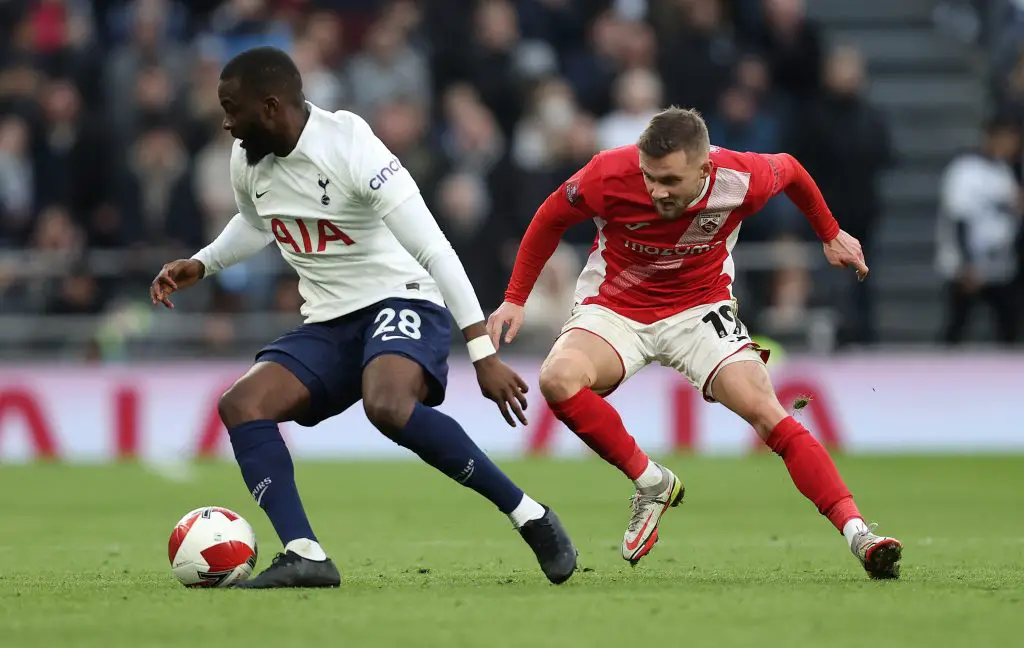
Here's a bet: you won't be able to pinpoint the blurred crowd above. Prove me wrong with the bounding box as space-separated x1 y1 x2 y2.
0 0 896 356
938 0 1024 345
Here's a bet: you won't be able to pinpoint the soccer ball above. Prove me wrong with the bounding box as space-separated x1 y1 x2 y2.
168 506 258 587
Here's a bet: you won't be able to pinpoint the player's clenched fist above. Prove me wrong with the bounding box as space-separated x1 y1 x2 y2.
473 355 530 427
486 301 525 348
150 258 205 309
823 229 870 282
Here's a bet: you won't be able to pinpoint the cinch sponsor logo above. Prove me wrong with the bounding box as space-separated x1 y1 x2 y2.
623 239 724 256
369 157 404 190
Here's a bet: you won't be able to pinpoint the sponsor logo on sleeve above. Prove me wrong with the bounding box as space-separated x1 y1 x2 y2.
369 157 405 191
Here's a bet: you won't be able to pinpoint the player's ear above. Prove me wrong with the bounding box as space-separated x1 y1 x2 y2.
700 160 713 179
263 95 280 119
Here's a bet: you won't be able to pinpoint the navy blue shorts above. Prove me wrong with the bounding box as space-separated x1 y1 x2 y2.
255 298 452 427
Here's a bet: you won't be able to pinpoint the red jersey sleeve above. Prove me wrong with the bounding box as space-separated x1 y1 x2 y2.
750 152 840 242
503 156 602 305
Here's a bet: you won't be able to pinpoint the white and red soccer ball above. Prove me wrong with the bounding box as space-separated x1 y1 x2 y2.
168 506 258 587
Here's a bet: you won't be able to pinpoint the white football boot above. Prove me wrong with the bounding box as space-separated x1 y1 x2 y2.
621 463 685 565
850 523 903 579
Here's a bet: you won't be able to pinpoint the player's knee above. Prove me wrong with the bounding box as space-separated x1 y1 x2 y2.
218 379 289 428
363 392 416 435
539 357 589 403
217 387 264 429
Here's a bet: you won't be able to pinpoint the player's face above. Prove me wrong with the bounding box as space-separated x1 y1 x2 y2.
639 150 712 220
218 78 277 166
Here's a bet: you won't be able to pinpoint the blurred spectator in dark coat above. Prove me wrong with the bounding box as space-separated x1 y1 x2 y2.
655 0 737 118
793 45 893 346
754 0 823 107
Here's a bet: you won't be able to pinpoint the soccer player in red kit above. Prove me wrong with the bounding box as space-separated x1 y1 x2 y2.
487 107 903 579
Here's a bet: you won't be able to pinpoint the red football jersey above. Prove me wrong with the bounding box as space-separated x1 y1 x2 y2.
505 144 839 324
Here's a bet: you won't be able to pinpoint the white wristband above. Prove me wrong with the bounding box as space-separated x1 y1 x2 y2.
467 336 497 363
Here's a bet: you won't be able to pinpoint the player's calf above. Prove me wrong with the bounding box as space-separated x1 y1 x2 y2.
711 360 901 577
219 361 327 567
363 354 571 581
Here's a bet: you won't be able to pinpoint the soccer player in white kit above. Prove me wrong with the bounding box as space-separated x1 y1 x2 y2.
150 47 577 588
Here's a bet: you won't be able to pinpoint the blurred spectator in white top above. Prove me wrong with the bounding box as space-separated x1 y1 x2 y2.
292 37 345 112
937 116 1022 345
0 115 33 245
513 77 580 172
597 67 662 150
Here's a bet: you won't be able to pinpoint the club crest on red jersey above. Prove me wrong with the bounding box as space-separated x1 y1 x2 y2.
565 180 581 206
698 212 723 234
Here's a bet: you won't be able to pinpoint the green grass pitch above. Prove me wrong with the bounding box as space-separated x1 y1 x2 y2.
1 455 1021 647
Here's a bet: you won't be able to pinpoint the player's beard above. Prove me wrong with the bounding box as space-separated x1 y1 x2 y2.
654 199 684 220
240 129 275 166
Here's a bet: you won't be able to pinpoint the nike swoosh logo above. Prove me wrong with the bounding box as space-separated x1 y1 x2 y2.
626 223 650 230
624 510 656 551
255 190 269 199
380 335 409 341
256 486 269 506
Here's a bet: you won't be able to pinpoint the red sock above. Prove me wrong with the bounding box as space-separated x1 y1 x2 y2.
549 389 649 479
765 416 861 533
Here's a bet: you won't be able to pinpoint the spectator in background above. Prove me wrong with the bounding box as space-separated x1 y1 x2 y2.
181 38 228 154
707 85 780 155
373 98 439 199
755 0 823 107
433 171 511 309
103 0 188 141
655 0 737 118
33 78 112 244
464 0 531 137
116 120 198 249
793 45 892 346
208 0 292 60
520 243 582 340
597 67 662 150
512 76 580 173
937 116 1022 345
438 84 507 178
0 115 34 244
302 10 347 71
345 16 429 118
562 10 628 117
292 36 346 111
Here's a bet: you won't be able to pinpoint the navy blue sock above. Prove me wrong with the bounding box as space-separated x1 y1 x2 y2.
228 420 317 545
391 403 525 514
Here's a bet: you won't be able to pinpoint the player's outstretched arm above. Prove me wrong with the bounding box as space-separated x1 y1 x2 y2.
150 213 274 309
383 194 530 427
761 152 870 281
487 182 593 347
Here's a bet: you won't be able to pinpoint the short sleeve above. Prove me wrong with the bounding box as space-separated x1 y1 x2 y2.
230 142 269 231
347 115 421 216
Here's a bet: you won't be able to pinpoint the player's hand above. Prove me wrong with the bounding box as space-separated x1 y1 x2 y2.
823 230 869 282
486 301 526 348
473 355 530 427
150 259 204 309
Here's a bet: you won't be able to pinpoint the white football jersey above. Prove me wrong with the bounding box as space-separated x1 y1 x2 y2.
230 103 444 323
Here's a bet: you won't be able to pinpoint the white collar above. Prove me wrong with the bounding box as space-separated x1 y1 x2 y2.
687 174 711 209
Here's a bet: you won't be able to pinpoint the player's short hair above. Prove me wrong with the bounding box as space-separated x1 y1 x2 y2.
220 46 304 107
637 106 710 162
